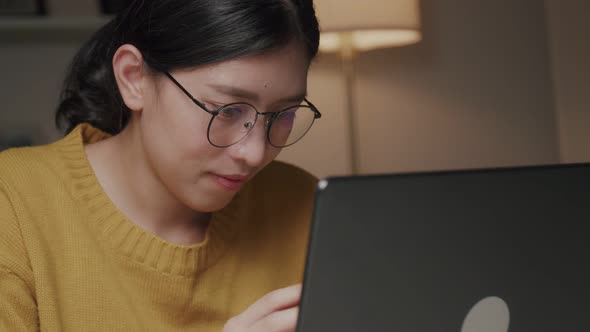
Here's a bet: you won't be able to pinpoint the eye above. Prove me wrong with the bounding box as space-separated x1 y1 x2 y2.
218 106 243 119
276 109 297 126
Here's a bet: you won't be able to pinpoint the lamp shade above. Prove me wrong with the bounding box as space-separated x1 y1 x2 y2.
315 0 422 53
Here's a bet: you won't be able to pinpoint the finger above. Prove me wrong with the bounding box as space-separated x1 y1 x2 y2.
239 284 302 326
249 306 299 332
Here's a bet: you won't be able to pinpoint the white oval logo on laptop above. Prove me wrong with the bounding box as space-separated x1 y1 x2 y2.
461 296 510 332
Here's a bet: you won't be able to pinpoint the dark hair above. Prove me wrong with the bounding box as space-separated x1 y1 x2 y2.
55 0 320 135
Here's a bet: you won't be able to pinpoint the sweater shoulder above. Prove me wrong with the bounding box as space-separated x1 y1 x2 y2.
0 143 63 189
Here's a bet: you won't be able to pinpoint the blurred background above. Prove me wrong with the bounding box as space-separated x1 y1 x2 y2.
0 0 588 178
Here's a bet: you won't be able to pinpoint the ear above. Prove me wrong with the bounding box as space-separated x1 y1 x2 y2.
112 44 146 113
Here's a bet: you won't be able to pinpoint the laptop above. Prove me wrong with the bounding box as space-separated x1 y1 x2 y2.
296 163 590 332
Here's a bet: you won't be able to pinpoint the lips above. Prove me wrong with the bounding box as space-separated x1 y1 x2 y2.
217 174 249 181
211 173 250 191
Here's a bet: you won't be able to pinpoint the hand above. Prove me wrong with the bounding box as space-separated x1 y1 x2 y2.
222 284 302 332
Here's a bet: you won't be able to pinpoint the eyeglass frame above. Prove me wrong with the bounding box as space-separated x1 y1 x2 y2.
163 71 322 148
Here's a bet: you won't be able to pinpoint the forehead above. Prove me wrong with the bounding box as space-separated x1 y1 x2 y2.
179 42 309 102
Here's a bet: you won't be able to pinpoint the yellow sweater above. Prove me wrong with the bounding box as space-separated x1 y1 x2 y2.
0 124 317 331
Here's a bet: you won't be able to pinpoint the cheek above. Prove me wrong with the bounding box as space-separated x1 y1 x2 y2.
139 93 220 183
152 92 209 142
144 89 214 151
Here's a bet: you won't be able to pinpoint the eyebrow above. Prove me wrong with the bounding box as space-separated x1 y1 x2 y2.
207 84 307 105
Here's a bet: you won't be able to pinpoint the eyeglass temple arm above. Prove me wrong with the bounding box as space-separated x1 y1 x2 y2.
164 72 213 114
304 98 322 119
166 71 320 120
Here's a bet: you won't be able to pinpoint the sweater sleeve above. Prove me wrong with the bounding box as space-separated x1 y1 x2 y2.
0 181 39 331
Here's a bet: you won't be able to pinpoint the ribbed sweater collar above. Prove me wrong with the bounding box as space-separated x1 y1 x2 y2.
54 124 244 277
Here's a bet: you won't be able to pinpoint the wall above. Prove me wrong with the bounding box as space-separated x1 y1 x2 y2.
280 0 561 176
0 0 101 144
545 0 590 164
0 42 78 144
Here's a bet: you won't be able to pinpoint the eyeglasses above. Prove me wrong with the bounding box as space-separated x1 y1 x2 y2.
164 72 322 148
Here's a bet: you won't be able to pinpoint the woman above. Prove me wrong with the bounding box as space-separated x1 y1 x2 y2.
0 0 321 331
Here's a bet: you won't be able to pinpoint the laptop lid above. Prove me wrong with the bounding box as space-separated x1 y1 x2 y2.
296 163 590 332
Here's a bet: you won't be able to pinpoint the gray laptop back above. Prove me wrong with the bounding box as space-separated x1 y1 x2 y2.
296 164 590 332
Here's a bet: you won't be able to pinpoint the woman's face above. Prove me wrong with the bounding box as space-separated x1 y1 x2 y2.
138 42 310 212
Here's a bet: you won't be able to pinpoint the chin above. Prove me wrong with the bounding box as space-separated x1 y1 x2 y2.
185 191 236 213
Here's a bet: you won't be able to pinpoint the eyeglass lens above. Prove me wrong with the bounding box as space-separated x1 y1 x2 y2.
207 104 316 147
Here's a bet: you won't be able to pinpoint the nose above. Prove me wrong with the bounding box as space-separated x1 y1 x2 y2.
228 117 268 168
